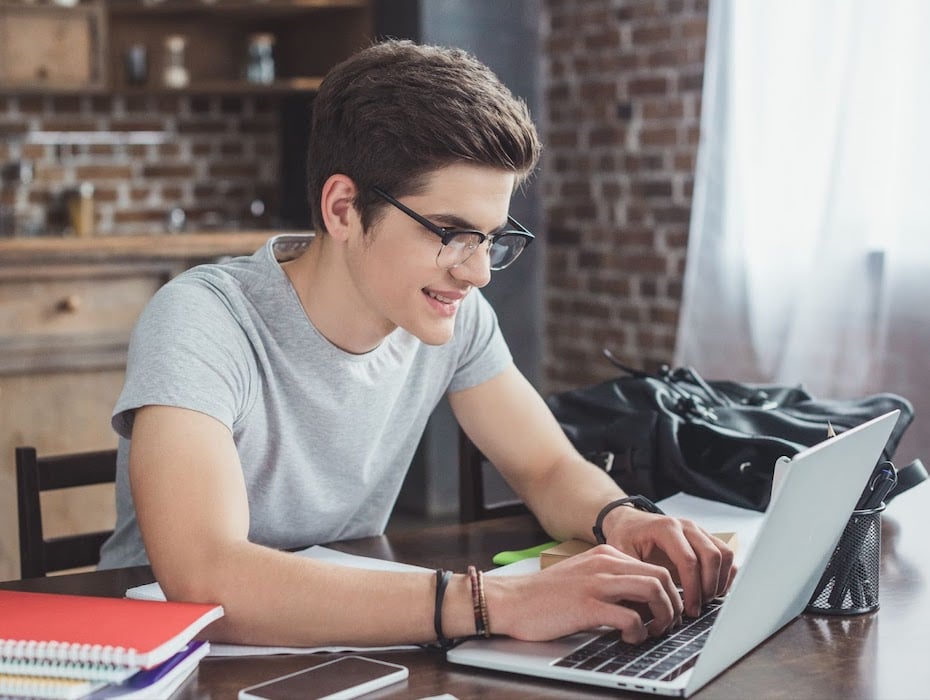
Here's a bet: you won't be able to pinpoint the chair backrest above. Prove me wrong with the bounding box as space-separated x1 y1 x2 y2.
15 446 118 578
458 431 618 523
458 430 528 522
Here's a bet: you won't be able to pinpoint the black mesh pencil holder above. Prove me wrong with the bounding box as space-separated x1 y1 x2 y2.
806 504 884 615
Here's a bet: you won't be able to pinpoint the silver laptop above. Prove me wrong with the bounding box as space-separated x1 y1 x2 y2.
448 410 899 697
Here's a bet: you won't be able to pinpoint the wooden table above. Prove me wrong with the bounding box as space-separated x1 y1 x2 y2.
3 486 928 699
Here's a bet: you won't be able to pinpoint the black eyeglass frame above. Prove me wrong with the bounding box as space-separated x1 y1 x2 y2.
371 186 535 271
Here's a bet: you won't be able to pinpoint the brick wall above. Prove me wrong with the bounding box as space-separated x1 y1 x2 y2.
0 93 280 237
1 0 708 393
541 0 708 392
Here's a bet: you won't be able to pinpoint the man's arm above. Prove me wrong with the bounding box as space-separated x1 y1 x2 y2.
130 404 464 646
449 366 625 542
449 365 736 617
130 403 684 646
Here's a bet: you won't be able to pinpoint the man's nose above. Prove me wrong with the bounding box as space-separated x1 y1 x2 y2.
451 246 492 288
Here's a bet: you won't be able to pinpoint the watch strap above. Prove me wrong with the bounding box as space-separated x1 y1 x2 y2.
592 495 665 544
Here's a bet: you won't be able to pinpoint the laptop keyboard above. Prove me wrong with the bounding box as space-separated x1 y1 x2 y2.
553 601 722 682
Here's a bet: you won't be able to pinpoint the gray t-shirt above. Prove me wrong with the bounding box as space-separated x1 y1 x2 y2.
98 235 511 568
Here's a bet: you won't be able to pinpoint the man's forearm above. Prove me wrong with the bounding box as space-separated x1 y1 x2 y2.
518 453 628 545
156 539 480 647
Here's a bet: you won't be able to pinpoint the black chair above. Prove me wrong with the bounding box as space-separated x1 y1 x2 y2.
458 430 528 522
15 446 118 578
458 430 618 523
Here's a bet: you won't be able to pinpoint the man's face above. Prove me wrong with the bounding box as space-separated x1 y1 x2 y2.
344 163 516 346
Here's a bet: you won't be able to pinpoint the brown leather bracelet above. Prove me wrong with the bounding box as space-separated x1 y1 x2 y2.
592 495 665 544
433 568 455 649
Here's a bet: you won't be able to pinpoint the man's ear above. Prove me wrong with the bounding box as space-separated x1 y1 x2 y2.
319 174 361 241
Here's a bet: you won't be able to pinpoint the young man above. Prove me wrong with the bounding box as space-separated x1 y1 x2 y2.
99 40 734 647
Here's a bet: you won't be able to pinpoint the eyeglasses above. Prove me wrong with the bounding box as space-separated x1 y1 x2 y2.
371 186 534 271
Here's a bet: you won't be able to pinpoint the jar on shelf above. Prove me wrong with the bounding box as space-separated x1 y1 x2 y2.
246 33 276 85
67 182 95 238
163 35 190 89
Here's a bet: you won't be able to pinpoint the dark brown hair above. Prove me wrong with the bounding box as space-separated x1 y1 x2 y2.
307 40 541 233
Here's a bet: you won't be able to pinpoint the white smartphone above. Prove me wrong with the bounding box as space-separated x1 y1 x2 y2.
238 656 408 700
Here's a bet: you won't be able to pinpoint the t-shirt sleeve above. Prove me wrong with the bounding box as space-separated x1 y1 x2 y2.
446 289 513 393
111 279 255 439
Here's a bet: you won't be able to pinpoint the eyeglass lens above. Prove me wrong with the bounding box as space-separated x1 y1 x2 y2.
439 232 527 270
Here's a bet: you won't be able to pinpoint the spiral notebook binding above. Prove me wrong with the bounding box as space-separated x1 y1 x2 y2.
0 638 139 670
0 672 105 700
0 656 136 683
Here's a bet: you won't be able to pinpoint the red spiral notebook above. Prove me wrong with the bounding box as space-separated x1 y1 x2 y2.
0 589 223 670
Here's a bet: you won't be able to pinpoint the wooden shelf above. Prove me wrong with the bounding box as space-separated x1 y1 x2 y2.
2 78 322 96
115 76 323 94
105 0 372 93
0 232 291 266
107 0 370 17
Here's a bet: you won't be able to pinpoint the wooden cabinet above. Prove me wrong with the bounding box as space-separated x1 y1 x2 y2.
0 0 373 94
0 1 107 90
0 264 162 374
0 233 272 580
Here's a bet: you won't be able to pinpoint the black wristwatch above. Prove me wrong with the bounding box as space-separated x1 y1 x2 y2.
592 495 665 544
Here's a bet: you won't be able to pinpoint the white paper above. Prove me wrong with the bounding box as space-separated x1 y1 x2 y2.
292 545 432 573
125 546 429 656
656 492 765 566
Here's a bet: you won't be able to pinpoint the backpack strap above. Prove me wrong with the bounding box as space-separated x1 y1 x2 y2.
888 458 928 501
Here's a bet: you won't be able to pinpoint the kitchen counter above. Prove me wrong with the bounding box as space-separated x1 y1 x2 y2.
0 232 294 265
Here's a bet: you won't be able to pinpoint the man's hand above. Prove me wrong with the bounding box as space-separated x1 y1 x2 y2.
600 507 737 618
487 545 684 644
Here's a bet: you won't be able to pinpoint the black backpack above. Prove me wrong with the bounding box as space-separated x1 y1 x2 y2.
546 352 926 511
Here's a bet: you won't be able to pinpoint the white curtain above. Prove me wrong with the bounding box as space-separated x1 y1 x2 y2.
676 0 930 459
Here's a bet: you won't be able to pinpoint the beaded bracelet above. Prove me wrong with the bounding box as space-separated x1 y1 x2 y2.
433 568 455 649
477 568 491 637
467 565 491 638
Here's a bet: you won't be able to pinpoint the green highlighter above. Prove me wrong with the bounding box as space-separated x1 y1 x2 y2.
491 541 559 566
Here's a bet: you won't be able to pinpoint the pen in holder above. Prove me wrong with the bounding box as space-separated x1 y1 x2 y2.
806 503 884 615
